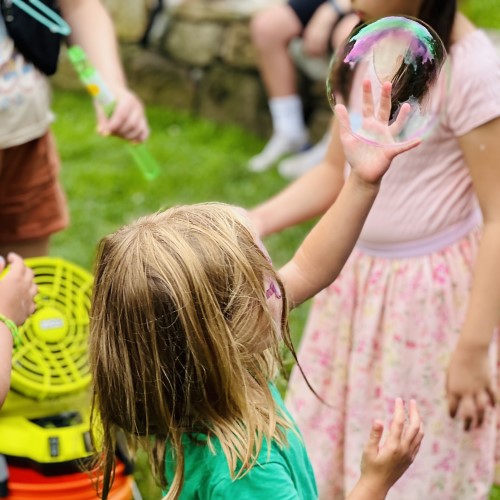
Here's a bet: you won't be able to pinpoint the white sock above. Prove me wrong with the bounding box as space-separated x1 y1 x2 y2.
269 95 307 140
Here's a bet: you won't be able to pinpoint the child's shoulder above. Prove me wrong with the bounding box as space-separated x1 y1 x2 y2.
450 13 494 57
165 386 317 499
451 12 476 43
447 13 500 96
170 428 313 499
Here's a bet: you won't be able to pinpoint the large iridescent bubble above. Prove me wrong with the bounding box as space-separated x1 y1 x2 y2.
326 16 448 147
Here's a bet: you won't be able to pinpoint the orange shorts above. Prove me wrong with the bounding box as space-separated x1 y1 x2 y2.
0 131 69 243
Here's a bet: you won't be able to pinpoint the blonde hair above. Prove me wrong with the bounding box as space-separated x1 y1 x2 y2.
89 203 295 499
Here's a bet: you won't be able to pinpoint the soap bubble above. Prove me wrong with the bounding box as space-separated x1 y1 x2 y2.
326 16 448 147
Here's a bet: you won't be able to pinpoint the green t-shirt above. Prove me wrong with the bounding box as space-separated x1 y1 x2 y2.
163 385 318 499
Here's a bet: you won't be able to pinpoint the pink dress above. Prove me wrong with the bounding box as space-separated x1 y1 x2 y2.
286 30 500 500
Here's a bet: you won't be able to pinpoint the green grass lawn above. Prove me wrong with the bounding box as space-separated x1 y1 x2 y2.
50 89 313 498
461 0 500 29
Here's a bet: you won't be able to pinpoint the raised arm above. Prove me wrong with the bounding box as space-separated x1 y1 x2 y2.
278 82 419 307
347 399 423 500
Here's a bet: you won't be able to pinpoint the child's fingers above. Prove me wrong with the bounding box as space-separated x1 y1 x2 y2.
377 81 392 123
388 138 421 157
109 106 144 141
410 424 424 461
364 420 384 456
456 395 477 431
361 79 375 118
409 420 424 453
390 102 412 136
404 404 424 464
402 399 421 446
334 104 351 133
472 387 496 429
448 391 459 418
7 252 22 264
475 391 492 427
487 385 497 408
96 107 110 136
5 254 34 292
30 282 38 296
5 252 24 278
388 397 405 441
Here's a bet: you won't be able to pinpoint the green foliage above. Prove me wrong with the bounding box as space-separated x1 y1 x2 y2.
461 0 500 29
491 485 500 500
50 89 312 499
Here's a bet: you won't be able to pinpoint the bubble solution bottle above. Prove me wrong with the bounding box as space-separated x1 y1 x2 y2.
67 45 161 181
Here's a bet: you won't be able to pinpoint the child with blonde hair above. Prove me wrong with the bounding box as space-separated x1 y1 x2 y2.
88 86 423 499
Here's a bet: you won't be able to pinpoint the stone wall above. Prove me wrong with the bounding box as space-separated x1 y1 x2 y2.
52 0 332 141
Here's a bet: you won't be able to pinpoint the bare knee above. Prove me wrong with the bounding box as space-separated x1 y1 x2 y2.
250 5 302 52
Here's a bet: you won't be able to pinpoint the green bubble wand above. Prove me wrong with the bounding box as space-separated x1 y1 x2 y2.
67 45 161 181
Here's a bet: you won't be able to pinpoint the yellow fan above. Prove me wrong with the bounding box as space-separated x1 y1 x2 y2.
11 257 93 400
0 257 95 470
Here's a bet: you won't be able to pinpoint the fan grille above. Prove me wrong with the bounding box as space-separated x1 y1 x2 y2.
11 257 93 400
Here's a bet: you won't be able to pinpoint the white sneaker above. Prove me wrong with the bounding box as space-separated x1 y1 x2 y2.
278 132 331 179
248 134 309 173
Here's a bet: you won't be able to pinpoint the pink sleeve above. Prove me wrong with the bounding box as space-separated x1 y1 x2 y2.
446 31 500 136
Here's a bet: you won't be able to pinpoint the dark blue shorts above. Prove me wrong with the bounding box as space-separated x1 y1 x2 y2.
288 0 327 27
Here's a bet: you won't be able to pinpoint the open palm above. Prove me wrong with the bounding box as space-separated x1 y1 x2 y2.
336 80 420 184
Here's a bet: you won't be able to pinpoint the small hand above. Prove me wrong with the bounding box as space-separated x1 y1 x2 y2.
335 80 419 185
358 399 423 496
447 344 495 431
97 88 150 143
0 253 37 326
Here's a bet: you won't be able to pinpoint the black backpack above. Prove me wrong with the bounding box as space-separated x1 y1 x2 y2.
0 0 69 75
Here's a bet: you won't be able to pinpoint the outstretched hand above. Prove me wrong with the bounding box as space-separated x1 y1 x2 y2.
335 80 420 185
349 399 423 499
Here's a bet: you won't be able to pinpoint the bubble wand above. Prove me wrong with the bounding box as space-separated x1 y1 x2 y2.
67 45 161 181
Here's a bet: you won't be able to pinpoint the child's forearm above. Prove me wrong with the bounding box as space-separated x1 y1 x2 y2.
346 479 387 500
280 171 378 307
250 160 344 237
456 222 500 350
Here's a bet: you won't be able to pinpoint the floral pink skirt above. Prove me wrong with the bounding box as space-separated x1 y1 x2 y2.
286 228 497 500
